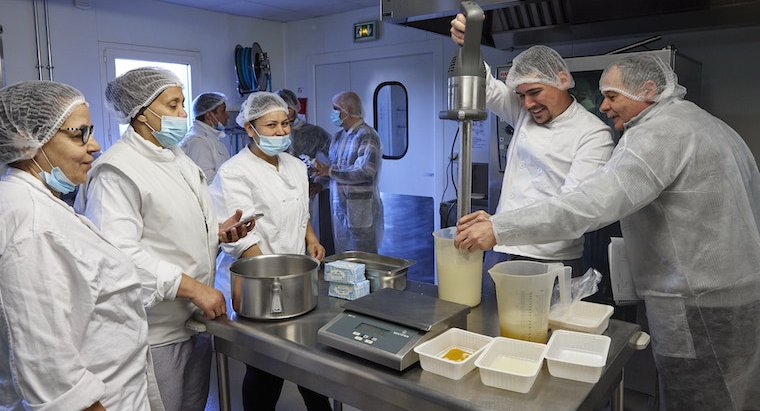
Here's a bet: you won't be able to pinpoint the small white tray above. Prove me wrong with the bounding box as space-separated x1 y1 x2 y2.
549 301 614 335
545 330 610 383
474 337 547 393
414 328 492 380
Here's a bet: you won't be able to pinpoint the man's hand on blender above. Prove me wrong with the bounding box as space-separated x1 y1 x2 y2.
454 210 496 251
450 13 467 46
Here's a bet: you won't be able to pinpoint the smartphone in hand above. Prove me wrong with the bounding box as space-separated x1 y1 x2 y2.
222 213 263 241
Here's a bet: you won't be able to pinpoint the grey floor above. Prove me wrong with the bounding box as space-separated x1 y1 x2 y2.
203 355 362 411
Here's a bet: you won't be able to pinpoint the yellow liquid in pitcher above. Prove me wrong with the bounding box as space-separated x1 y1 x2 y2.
498 307 549 343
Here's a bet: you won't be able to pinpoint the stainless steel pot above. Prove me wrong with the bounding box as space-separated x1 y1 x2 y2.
230 254 319 320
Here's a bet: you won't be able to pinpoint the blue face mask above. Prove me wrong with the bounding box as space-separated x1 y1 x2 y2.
210 113 226 132
253 127 292 156
145 108 188 148
33 148 76 194
330 109 344 127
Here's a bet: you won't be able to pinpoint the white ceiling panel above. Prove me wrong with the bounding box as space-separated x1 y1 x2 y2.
157 0 379 22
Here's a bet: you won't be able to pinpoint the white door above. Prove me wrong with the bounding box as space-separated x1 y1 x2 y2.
314 53 436 199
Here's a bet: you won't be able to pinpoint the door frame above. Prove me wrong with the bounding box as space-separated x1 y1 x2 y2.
306 40 447 228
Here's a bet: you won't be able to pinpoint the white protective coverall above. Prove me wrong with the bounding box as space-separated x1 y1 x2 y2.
490 97 760 410
486 62 614 260
328 121 384 253
0 168 157 410
76 126 218 347
180 119 230 182
209 147 309 257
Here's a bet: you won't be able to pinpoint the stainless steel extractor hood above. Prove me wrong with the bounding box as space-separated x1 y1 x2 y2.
380 0 760 49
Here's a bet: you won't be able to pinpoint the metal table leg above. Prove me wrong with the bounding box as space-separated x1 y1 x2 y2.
216 351 231 411
611 371 624 411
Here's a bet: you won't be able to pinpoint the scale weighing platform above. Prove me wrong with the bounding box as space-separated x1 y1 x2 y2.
317 288 470 371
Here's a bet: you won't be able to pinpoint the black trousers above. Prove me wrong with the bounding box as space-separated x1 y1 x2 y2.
242 365 332 411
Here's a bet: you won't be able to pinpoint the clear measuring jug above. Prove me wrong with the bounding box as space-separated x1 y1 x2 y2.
432 227 483 307
489 260 571 343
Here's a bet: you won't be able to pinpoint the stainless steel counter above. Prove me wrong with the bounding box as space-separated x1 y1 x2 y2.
204 269 641 411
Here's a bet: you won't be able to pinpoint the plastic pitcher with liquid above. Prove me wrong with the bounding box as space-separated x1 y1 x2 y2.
489 260 571 343
432 227 482 307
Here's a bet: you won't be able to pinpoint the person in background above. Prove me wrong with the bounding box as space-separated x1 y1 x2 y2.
0 80 161 410
313 91 384 253
276 88 331 198
181 92 231 182
75 67 251 411
450 15 614 290
455 54 760 410
208 91 329 411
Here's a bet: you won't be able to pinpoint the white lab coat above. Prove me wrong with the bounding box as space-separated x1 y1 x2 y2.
0 168 155 410
76 127 218 347
209 146 309 256
485 63 614 260
491 98 760 409
180 120 230 182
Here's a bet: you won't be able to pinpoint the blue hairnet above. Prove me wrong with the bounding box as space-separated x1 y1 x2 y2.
505 45 575 90
235 92 288 128
193 92 226 117
105 67 183 124
0 81 87 165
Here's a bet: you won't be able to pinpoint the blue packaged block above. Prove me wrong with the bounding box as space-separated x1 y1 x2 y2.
324 260 366 284
329 280 370 300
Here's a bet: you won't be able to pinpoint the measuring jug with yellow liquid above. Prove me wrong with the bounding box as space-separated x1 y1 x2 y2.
489 260 571 343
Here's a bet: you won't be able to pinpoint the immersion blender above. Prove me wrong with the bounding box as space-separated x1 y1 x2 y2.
439 1 487 220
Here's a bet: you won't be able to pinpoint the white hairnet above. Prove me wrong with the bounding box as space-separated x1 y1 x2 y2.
505 45 575 90
600 54 687 102
105 67 183 124
235 92 288 128
0 81 87 165
332 91 363 118
192 92 226 118
276 89 301 112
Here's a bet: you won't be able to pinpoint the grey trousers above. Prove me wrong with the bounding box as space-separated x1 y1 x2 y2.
150 332 212 411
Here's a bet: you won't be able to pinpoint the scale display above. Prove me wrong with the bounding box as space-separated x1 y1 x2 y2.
317 288 470 371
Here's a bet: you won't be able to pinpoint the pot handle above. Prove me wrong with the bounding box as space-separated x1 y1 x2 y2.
271 278 283 314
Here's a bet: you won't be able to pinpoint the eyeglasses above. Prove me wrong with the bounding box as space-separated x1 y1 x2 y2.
60 125 95 144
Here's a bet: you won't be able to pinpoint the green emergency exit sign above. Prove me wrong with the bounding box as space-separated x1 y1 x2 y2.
354 21 377 42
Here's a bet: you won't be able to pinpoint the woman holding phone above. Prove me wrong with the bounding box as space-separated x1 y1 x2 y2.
208 91 328 411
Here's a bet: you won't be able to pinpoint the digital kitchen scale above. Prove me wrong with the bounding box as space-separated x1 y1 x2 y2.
317 288 470 371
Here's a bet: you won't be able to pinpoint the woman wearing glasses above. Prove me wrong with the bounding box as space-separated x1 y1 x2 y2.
0 81 161 409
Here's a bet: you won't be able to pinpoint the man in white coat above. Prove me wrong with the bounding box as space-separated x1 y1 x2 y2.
451 15 614 290
181 92 230 182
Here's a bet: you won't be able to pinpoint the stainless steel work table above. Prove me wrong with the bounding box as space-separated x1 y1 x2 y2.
203 275 641 411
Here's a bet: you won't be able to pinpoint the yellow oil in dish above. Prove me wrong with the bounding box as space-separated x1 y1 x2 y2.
439 346 473 362
489 355 537 375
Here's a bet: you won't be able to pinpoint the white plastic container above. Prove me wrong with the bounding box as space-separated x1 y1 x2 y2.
549 301 614 334
544 330 611 383
474 337 547 393
413 328 492 380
